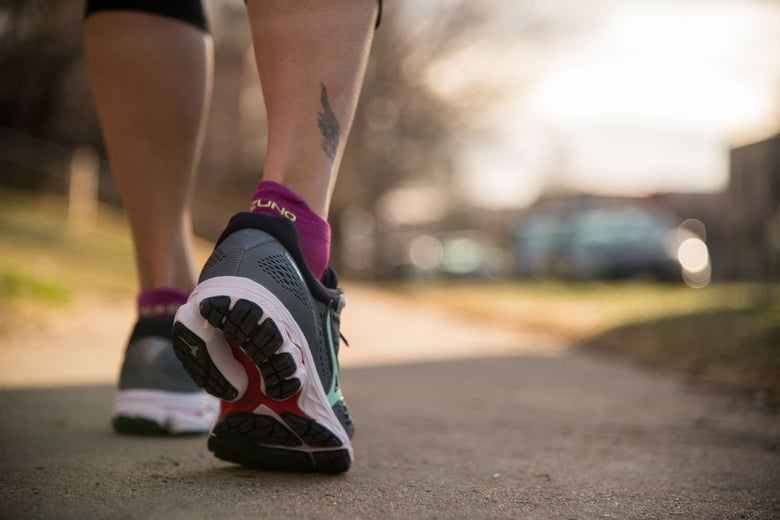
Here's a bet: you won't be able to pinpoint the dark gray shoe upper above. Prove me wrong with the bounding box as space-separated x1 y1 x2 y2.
118 318 203 392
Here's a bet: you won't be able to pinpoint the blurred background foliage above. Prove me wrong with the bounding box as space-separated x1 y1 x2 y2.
1 0 779 284
2 1 779 285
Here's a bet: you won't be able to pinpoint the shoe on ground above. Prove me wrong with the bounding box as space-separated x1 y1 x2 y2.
172 212 355 473
111 318 219 435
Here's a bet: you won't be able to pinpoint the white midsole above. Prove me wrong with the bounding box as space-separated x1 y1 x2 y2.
112 389 219 433
176 276 352 458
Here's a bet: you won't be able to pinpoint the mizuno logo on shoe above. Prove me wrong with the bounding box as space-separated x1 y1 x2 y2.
177 335 200 357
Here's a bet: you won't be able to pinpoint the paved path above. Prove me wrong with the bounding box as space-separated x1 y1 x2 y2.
1 285 778 518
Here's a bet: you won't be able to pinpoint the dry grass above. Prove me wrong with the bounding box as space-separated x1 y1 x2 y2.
0 191 215 332
390 279 780 403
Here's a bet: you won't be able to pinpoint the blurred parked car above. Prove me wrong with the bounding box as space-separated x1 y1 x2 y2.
514 204 701 282
556 206 681 280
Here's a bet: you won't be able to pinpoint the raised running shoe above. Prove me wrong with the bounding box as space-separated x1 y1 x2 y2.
111 318 219 435
171 213 355 473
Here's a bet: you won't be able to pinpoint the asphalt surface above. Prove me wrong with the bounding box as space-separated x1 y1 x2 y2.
1 287 778 519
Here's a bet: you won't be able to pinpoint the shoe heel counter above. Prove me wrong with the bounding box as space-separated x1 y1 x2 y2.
119 337 200 392
202 229 315 321
199 229 280 282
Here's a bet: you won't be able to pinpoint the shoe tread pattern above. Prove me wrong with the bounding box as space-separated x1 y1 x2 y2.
172 322 239 401
208 412 350 473
198 296 300 401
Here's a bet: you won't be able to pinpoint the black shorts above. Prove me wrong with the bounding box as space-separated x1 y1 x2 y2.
85 0 383 33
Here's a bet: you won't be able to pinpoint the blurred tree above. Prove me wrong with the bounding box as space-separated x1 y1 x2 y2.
0 2 85 140
335 3 492 214
332 3 495 274
330 1 575 274
0 1 102 192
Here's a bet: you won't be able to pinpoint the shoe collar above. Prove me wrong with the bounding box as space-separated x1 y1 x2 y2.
218 212 342 305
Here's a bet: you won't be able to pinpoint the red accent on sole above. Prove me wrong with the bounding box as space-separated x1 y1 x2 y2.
219 339 309 421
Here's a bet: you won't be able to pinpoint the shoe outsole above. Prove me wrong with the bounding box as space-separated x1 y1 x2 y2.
112 416 204 436
172 291 351 473
207 412 351 473
172 321 240 401
113 416 169 435
198 297 301 400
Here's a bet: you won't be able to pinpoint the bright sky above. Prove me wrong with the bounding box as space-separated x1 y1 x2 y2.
434 0 780 208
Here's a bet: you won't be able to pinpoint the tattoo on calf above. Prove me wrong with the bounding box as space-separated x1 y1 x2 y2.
317 82 341 161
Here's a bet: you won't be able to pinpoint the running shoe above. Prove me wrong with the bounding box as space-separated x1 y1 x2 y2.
171 212 355 473
111 318 219 435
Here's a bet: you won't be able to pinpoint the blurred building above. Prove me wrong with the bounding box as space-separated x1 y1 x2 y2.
725 133 780 282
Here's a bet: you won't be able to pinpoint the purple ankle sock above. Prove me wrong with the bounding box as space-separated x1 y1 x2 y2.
138 287 190 321
250 180 330 280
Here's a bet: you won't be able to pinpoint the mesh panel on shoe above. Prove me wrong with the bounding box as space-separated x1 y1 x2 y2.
256 254 311 308
202 248 227 272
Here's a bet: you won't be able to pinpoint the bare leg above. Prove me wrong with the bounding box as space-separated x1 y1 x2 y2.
85 12 213 291
248 0 378 218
